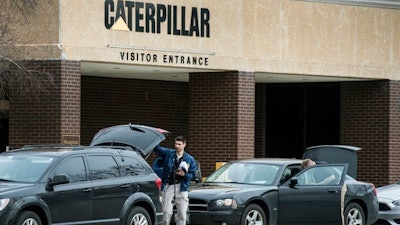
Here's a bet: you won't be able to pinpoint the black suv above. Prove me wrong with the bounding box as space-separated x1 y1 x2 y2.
0 124 170 225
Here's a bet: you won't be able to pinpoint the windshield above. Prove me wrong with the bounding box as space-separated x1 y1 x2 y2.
205 162 280 185
0 155 54 183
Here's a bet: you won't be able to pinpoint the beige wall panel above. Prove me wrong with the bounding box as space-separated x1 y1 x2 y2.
60 1 107 48
18 0 398 80
9 0 60 58
242 1 282 61
59 0 241 57
355 9 397 67
281 1 356 65
203 0 242 57
395 13 400 70
18 1 59 44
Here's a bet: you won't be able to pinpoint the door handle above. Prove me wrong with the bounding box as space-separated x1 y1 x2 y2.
83 188 92 192
328 189 339 193
121 184 130 188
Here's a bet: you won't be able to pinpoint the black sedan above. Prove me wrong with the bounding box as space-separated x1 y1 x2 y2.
187 158 378 225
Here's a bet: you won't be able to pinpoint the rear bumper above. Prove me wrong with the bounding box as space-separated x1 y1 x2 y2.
366 199 380 225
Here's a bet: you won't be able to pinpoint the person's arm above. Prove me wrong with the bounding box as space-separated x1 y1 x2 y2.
316 168 336 185
186 156 197 181
318 174 335 185
153 145 171 158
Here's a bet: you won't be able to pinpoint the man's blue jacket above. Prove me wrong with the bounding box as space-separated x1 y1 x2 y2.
154 145 197 192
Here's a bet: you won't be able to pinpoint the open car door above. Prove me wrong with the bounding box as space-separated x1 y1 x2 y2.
278 164 348 224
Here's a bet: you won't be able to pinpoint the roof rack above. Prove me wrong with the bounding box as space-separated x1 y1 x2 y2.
19 144 136 152
21 144 81 149
84 145 135 151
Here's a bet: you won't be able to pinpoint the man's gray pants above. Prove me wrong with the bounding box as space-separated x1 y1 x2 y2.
162 184 189 225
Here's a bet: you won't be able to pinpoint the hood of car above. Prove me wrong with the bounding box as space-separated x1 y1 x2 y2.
189 183 275 199
0 182 36 195
90 124 170 157
377 183 400 200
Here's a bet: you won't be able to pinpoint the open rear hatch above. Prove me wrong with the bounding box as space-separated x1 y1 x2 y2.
302 145 361 179
90 123 170 157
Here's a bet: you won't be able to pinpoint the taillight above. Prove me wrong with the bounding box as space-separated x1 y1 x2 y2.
156 128 170 136
155 177 162 190
370 183 377 196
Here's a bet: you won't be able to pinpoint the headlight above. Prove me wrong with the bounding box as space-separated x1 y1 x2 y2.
214 199 237 208
392 200 400 206
0 198 10 211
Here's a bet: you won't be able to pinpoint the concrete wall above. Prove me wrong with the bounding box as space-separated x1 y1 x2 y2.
10 0 400 80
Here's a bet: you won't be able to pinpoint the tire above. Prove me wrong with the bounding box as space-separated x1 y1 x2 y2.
240 204 267 225
126 206 152 225
15 211 42 225
344 202 365 225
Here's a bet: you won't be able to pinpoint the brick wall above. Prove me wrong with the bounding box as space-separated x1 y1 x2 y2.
80 76 189 153
341 80 400 186
388 81 400 185
9 60 81 148
188 71 255 176
60 61 81 143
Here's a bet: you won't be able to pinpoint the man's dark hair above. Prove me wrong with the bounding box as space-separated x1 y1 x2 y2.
174 136 186 143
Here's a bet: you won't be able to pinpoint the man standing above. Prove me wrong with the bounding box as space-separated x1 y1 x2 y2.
154 136 197 225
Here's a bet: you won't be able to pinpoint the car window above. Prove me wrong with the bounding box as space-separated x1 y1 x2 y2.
0 155 54 183
206 162 280 185
87 155 120 180
296 165 344 186
280 166 301 184
116 156 149 176
54 156 87 183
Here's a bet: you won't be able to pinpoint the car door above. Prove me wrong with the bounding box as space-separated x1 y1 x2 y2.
87 154 132 224
44 156 93 224
277 164 348 225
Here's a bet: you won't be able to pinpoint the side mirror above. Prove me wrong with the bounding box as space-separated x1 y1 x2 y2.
50 174 70 185
289 177 298 188
46 174 70 191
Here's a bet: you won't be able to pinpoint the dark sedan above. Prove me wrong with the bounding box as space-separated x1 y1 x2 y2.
187 158 378 225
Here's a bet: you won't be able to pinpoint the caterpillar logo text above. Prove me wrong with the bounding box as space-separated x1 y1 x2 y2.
104 0 210 37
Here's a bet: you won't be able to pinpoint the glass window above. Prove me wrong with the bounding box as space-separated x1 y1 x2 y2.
206 162 280 185
87 155 120 180
280 166 301 184
54 156 87 183
116 156 149 176
297 165 344 186
0 155 54 183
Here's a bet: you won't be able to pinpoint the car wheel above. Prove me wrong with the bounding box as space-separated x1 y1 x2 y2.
15 211 42 225
126 206 152 225
240 204 267 225
344 202 365 225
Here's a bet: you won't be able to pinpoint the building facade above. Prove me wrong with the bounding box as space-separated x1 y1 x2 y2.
1 0 400 187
